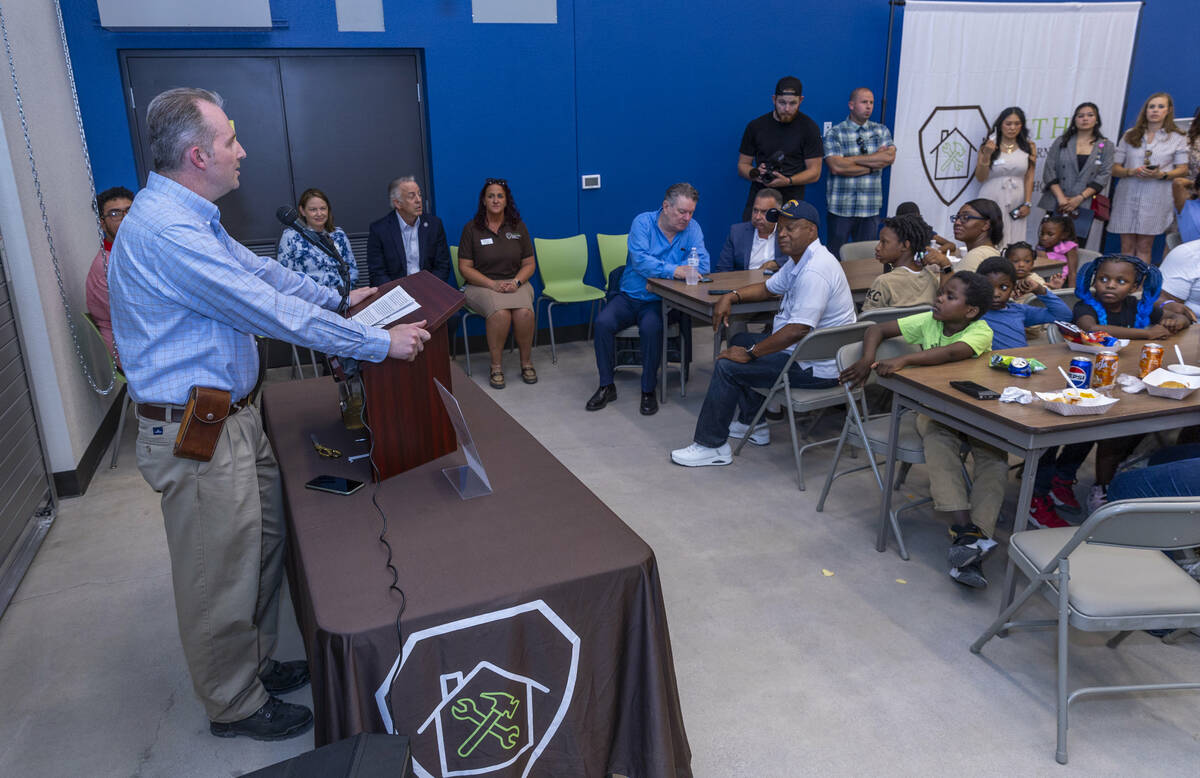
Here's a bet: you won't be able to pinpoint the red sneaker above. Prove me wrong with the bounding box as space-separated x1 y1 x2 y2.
1049 475 1082 514
1030 495 1070 528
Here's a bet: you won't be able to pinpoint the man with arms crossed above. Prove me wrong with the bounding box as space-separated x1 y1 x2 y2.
108 88 429 741
823 87 896 260
671 200 856 466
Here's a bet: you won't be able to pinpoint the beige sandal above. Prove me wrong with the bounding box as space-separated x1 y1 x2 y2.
489 367 505 389
521 365 538 384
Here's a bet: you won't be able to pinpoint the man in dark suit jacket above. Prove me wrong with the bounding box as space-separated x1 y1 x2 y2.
367 176 452 287
716 188 784 272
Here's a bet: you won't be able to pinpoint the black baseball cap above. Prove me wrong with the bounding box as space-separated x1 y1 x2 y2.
774 76 803 97
767 199 820 225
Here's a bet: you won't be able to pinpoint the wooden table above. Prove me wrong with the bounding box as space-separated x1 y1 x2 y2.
875 333 1200 563
645 270 779 402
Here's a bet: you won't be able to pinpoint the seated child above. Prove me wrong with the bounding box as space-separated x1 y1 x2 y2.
977 256 1073 349
896 201 956 257
1004 242 1057 305
1030 255 1192 527
861 213 940 311
1034 214 1078 287
842 271 1001 589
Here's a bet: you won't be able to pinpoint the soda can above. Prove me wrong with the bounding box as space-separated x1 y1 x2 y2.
1093 350 1119 388
1008 357 1032 378
1139 343 1164 378
1067 357 1093 388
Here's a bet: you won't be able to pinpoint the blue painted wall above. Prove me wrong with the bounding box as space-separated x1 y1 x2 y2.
62 0 1200 326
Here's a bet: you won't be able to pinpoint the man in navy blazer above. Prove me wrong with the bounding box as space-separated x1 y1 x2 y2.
716 187 784 272
367 176 452 286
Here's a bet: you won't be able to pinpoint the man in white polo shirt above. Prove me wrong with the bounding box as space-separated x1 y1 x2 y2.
671 199 857 467
1159 238 1200 322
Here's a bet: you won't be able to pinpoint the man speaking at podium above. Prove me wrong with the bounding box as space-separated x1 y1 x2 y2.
109 87 429 742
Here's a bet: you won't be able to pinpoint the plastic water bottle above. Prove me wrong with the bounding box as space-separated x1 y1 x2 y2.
686 247 700 285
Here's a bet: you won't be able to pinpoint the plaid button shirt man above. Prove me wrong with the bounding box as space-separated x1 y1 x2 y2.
823 88 896 259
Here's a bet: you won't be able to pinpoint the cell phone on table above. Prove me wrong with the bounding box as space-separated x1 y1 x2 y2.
707 289 733 295
305 475 365 496
699 276 713 283
949 380 1000 400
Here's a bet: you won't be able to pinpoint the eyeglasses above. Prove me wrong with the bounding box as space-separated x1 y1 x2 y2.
950 213 986 223
486 178 507 186
104 207 129 220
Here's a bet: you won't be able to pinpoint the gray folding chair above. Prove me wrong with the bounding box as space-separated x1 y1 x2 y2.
839 240 877 262
971 498 1200 764
815 338 929 555
856 304 931 324
1076 247 1101 266
732 321 872 490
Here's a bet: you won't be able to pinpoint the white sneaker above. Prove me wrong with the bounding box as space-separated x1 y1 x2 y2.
670 442 733 467
1087 484 1108 513
728 420 770 446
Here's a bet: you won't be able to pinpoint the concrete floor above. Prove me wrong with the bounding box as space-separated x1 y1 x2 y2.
1 329 1198 776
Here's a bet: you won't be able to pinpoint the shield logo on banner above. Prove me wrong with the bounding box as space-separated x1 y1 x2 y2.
919 106 990 206
374 600 580 778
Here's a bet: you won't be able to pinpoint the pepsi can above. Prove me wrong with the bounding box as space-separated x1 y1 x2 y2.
1008 358 1032 378
1067 357 1093 389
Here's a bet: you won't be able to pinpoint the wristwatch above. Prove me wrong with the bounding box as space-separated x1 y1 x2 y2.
746 344 759 361
515 279 522 288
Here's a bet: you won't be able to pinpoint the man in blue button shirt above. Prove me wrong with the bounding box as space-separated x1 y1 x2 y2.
589 183 710 416
108 87 429 742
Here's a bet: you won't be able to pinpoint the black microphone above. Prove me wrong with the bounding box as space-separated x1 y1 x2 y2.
276 205 352 314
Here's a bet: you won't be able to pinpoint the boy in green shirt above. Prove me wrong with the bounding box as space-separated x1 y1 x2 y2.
841 271 1001 589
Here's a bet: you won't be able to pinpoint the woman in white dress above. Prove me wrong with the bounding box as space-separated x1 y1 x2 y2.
975 106 1036 249
1110 92 1190 263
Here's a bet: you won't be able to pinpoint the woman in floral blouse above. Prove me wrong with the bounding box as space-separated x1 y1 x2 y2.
276 188 358 291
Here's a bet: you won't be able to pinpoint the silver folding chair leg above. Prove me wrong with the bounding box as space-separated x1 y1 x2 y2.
290 343 304 379
548 301 558 364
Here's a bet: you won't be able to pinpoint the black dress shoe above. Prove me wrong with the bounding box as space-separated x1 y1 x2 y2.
259 659 310 695
640 391 658 416
586 384 617 411
210 696 313 741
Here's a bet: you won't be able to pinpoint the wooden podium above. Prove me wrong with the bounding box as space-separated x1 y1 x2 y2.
348 271 465 482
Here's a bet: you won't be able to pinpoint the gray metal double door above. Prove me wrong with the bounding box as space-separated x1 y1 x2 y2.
120 49 430 247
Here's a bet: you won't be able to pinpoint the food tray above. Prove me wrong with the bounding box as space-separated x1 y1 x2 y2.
1143 368 1200 400
1066 339 1131 355
1035 390 1120 416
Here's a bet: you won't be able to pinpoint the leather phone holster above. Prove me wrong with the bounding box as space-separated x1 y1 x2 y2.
173 386 231 462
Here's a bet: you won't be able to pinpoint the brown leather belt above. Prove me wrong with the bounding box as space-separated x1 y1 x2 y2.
137 397 249 423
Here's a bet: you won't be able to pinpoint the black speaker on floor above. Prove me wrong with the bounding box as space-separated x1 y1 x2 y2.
246 733 413 777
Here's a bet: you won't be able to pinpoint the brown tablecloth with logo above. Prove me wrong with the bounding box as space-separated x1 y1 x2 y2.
261 370 691 777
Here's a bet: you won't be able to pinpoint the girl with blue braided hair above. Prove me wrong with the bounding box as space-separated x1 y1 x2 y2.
1071 254 1189 339
1028 254 1192 527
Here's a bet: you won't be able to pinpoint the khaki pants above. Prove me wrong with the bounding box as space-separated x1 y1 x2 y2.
916 414 1009 537
136 404 284 723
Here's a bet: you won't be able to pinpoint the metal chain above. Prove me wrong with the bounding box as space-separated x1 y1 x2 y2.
0 1 114 395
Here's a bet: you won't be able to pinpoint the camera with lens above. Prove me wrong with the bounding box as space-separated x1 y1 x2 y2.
751 150 787 183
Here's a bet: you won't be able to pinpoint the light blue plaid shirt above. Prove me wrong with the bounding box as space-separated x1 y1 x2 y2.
109 172 390 405
823 117 894 218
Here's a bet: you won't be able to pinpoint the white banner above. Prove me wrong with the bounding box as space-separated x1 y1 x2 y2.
888 1 1141 247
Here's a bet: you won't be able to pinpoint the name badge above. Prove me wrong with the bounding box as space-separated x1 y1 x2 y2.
480 238 494 246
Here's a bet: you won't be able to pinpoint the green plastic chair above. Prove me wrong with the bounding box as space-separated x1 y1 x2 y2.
82 312 131 469
451 244 515 376
596 233 629 288
534 235 605 364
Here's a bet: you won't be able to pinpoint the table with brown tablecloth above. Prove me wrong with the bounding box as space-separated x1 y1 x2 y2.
261 369 691 777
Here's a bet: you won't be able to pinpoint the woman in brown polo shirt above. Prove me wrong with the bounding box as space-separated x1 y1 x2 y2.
458 178 538 388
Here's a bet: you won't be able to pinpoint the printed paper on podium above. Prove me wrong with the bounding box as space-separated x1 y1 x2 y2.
434 379 493 499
